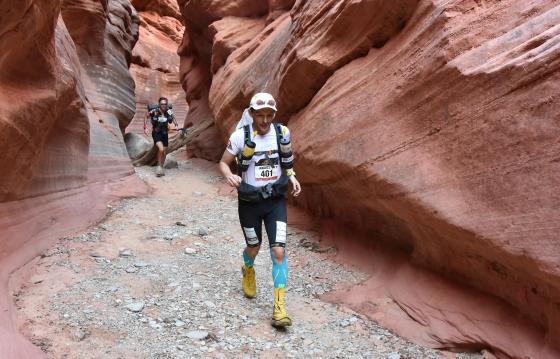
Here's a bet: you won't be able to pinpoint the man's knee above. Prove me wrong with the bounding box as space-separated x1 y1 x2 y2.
246 245 261 257
271 246 285 264
155 142 165 151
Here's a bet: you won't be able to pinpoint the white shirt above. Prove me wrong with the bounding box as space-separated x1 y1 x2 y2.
226 124 291 187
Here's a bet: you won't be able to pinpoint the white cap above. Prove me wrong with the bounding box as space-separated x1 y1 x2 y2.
249 92 278 111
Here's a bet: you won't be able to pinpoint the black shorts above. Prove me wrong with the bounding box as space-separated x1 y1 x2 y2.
152 130 169 147
238 196 287 248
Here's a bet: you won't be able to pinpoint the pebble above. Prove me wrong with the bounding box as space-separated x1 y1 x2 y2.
125 267 138 273
119 249 133 258
198 228 209 236
71 329 87 341
134 261 149 268
89 252 102 258
388 354 401 359
186 331 209 340
184 248 197 254
125 302 145 313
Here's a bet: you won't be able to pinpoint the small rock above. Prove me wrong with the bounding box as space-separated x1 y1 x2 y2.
164 158 178 169
89 252 102 258
125 302 145 313
149 320 162 330
387 354 401 359
192 191 204 197
184 248 197 255
198 228 208 237
119 249 133 258
71 329 87 342
125 267 138 273
176 221 186 227
186 331 209 341
175 320 185 327
134 261 149 268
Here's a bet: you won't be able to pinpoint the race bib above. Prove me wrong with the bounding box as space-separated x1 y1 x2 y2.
157 115 167 123
255 164 278 181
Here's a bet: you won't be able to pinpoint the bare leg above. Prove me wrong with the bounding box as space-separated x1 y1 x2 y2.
245 245 261 261
156 142 166 166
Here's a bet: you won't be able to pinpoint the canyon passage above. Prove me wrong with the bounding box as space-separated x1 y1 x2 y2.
1 0 560 358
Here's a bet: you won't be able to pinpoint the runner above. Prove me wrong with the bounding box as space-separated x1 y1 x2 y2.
219 92 302 327
144 97 178 176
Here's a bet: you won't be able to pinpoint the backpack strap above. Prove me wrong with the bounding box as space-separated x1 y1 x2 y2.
237 124 253 176
274 123 294 171
273 123 283 152
243 124 251 144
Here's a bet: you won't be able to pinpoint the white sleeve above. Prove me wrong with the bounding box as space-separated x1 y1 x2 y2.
226 130 244 156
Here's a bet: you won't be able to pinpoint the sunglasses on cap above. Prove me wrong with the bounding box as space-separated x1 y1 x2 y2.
255 99 276 107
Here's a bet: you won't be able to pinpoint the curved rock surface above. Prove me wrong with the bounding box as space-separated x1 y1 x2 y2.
0 0 145 357
177 0 560 357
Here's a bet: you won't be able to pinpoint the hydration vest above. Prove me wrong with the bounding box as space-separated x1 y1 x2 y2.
238 123 294 175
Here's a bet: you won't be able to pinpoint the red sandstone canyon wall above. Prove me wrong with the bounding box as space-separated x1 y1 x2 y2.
0 0 145 357
177 0 560 357
127 0 188 135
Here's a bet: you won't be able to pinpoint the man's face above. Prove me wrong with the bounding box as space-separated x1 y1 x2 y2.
252 108 275 134
159 101 168 111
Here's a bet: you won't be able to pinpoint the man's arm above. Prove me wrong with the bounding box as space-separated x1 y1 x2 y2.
219 150 242 188
144 112 150 135
166 109 179 128
281 126 301 197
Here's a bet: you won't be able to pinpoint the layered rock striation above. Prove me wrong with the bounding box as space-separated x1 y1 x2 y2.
0 0 144 357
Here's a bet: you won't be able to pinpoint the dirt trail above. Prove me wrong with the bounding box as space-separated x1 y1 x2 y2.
13 157 482 359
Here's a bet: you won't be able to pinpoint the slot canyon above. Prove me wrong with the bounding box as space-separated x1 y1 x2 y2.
1 0 559 358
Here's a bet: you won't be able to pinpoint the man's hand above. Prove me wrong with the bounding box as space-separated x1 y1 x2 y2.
226 174 242 188
144 127 150 136
289 176 301 197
